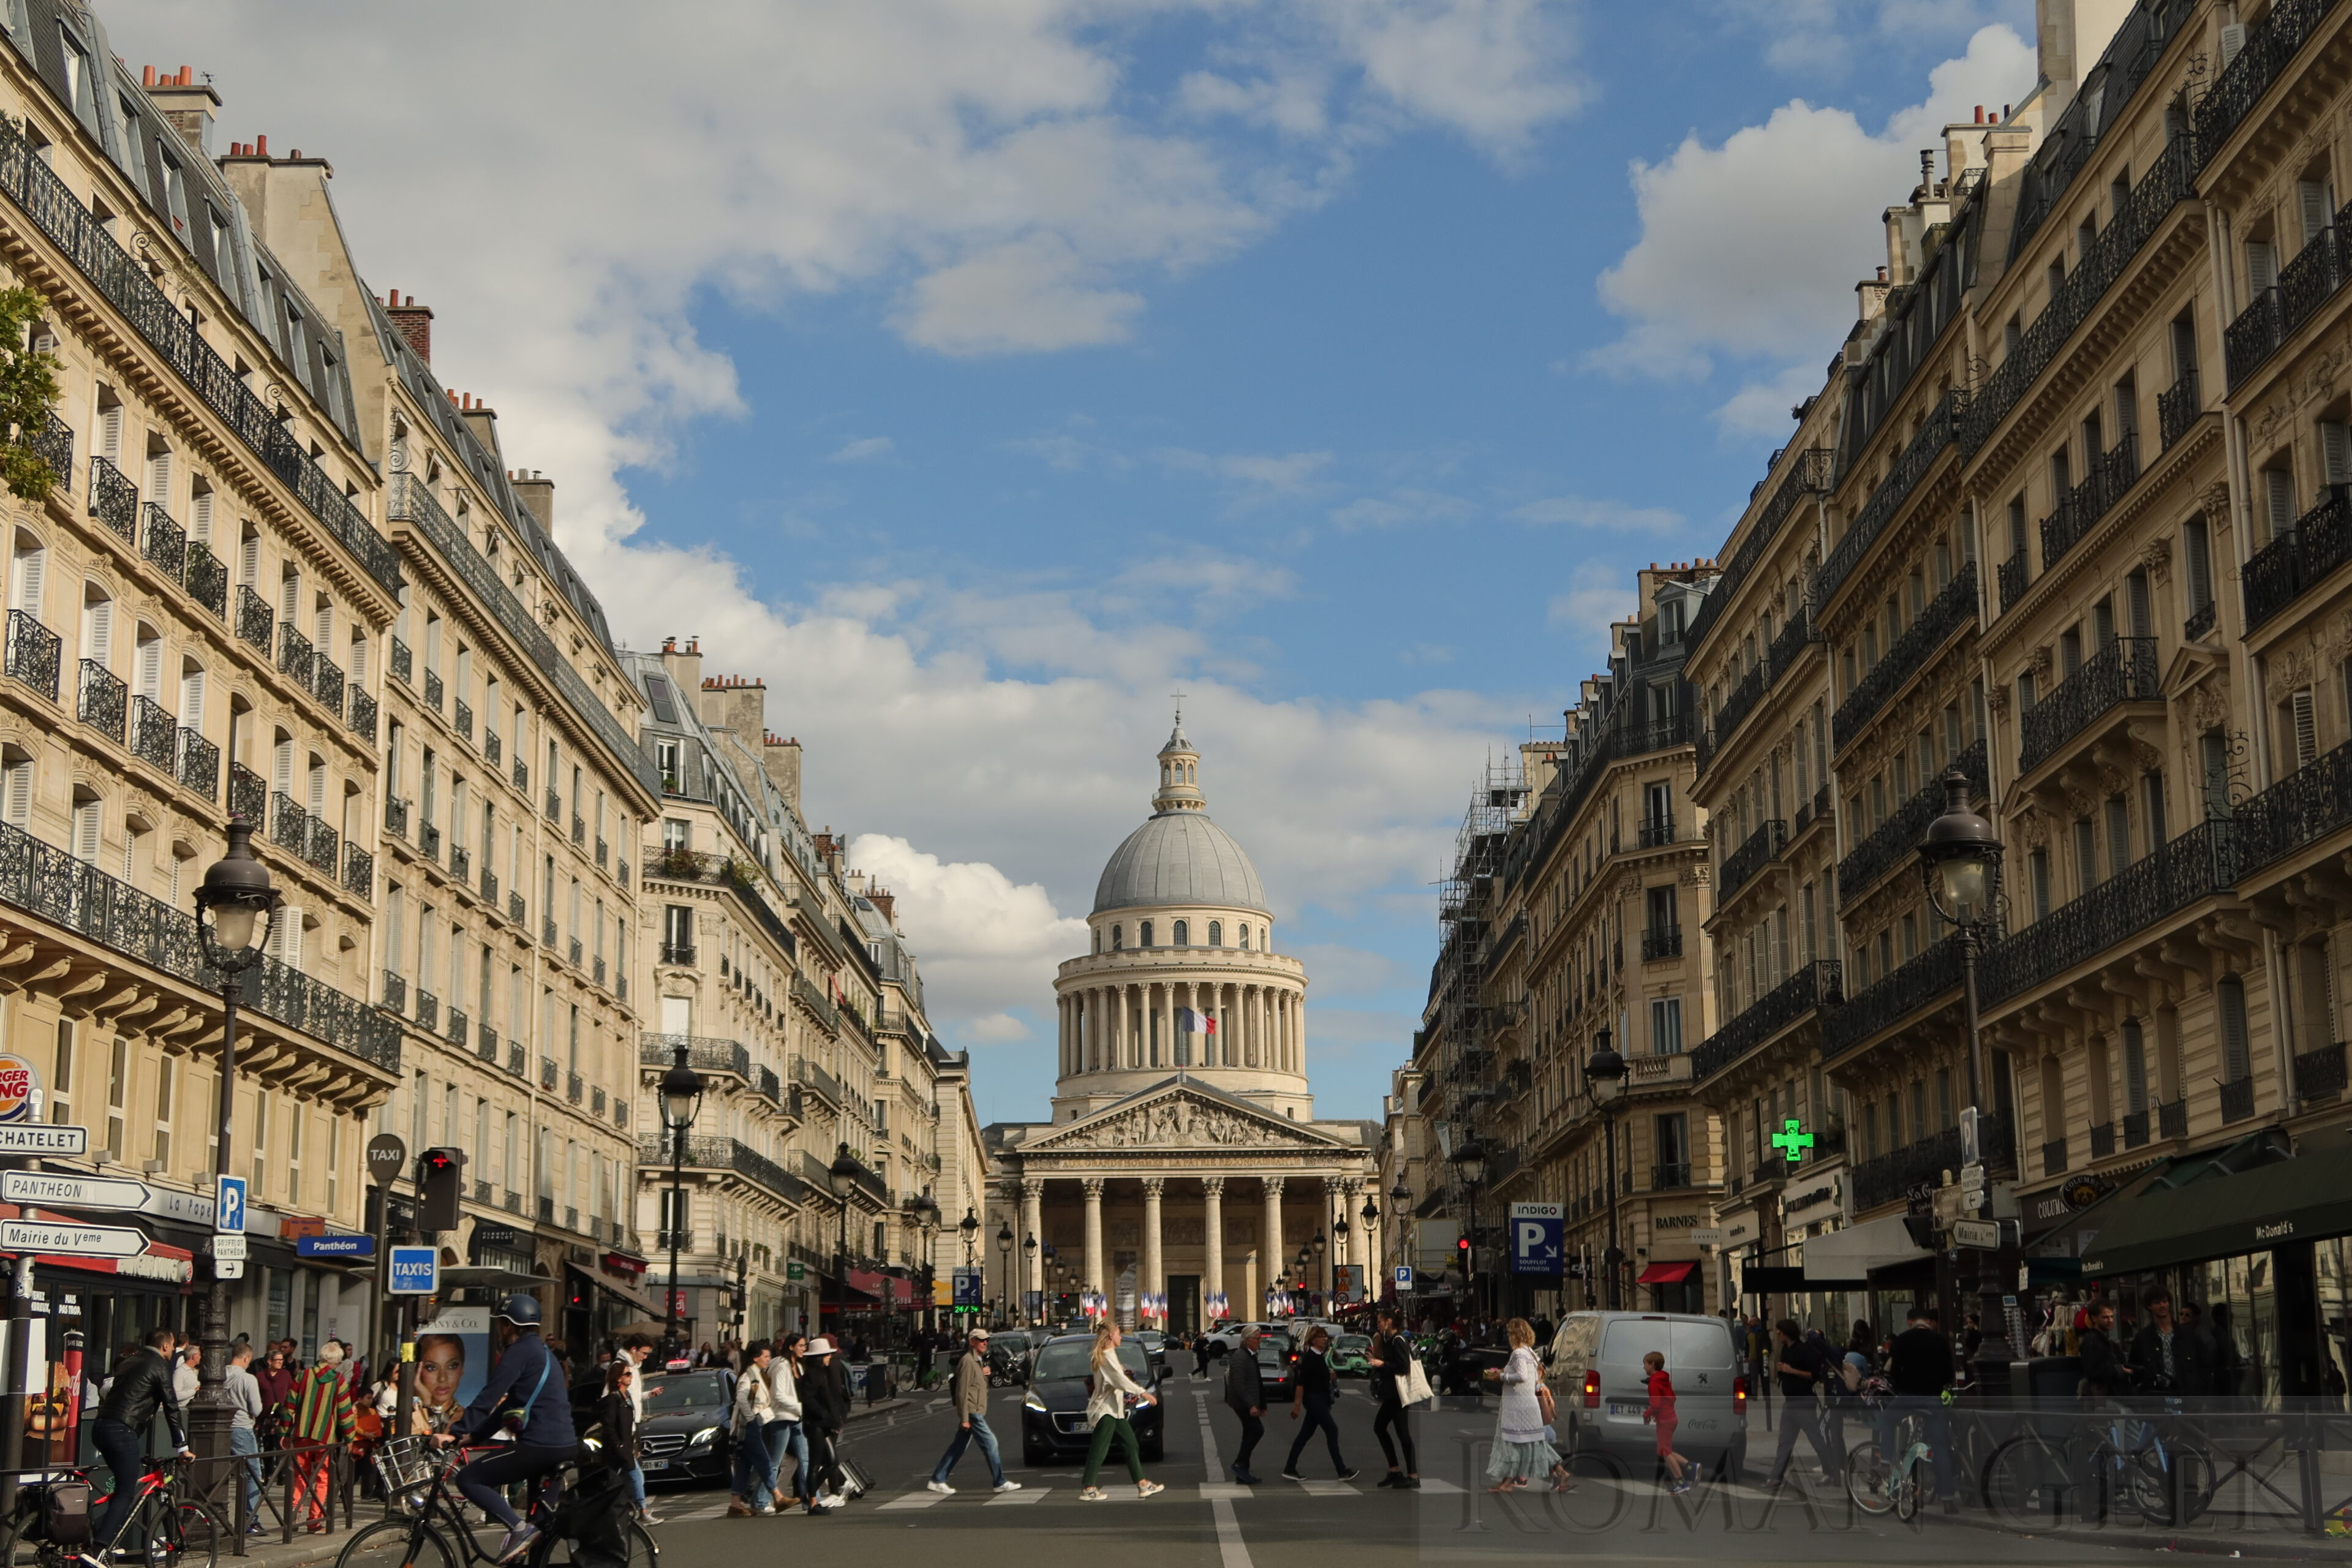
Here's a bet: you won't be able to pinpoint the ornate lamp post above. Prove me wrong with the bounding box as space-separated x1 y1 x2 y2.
1020 1232 1038 1325
994 1220 1012 1325
1387 1178 1411 1290
1918 765 2013 1382
1586 1032 1627 1311
1358 1193 1380 1302
1451 1137 1486 1320
658 1042 706 1355
1333 1211 1351 1305
189 821 279 1463
1311 1229 1327 1306
828 1144 861 1338
911 1188 940 1333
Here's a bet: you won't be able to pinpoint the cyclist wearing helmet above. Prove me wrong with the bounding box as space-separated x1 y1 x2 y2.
432 1294 578 1562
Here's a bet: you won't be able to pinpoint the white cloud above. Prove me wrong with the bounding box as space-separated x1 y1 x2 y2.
1586 24 2035 390
1712 361 1832 440
1546 560 1631 652
1154 447 1334 494
846 834 1089 1038
1328 489 1477 529
1510 494 1681 532
828 435 895 463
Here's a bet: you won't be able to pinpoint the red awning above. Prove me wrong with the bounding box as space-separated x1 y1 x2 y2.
1636 1261 1697 1284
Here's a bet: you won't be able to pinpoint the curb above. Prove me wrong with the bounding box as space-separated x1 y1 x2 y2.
1941 1502 2352 1561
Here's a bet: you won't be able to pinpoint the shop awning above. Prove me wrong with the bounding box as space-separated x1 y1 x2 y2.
1636 1261 1696 1284
1799 1212 1929 1286
2082 1138 2352 1276
570 1262 662 1319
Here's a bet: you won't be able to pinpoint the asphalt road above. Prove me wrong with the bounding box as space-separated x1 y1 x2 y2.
637 1368 2247 1566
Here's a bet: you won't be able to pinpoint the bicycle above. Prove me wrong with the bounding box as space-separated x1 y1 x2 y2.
1846 1408 1932 1521
333 1439 654 1568
1980 1403 2215 1528
0 1455 219 1568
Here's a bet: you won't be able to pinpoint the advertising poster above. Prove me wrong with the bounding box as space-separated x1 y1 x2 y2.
410 1306 491 1433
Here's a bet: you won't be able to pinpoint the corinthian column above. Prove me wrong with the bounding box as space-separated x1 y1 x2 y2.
1020 1177 1044 1321
1262 1177 1285 1311
1141 1177 1165 1321
1082 1177 1105 1298
1201 1175 1226 1312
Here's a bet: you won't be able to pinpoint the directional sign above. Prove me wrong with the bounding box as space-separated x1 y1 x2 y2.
211 1235 247 1261
1509 1202 1564 1276
297 1234 375 1259
785 1259 806 1283
214 1176 246 1235
2 1219 146 1257
386 1245 438 1295
1951 1219 2000 1250
0 1125 88 1157
215 1259 245 1280
0 1172 153 1211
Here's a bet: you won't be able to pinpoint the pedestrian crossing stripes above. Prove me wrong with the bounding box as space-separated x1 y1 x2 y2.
878 1488 1057 1509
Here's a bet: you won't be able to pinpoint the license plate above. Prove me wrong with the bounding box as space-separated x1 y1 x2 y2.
640 1460 670 1471
1607 1400 1645 1417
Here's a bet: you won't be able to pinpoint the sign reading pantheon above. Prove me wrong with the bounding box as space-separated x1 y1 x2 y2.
984 718 1378 1331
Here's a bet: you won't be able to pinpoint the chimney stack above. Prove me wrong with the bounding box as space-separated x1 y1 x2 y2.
510 470 554 538
763 731 802 815
144 66 218 156
660 636 703 698
867 887 896 927
383 290 433 364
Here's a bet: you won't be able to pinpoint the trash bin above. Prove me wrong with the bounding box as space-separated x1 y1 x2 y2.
865 1362 889 1404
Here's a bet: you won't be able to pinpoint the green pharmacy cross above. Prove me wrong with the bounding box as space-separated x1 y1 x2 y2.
1772 1118 1812 1164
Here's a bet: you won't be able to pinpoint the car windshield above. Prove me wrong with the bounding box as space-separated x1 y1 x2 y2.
1336 1336 1370 1352
1258 1337 1293 1363
641 1371 726 1413
1032 1341 1149 1381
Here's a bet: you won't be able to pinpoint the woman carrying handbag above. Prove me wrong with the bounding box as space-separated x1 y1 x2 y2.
1483 1320 1570 1493
1368 1304 1422 1490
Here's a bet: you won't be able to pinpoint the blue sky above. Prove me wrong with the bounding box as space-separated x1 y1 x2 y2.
117 0 2039 1124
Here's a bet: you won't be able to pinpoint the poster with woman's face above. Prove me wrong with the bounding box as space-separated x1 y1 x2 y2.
413 1308 489 1430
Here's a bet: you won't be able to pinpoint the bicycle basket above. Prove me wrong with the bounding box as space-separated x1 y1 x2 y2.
372 1436 440 1496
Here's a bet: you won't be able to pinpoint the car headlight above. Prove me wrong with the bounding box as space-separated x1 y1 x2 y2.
1023 1391 1047 1411
691 1426 720 1447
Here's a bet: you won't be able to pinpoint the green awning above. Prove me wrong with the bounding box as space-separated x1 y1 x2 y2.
2081 1140 2352 1276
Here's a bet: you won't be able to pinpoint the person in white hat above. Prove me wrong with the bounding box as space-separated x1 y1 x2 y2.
800 1337 851 1512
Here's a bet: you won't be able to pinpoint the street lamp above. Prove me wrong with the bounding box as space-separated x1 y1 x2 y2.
1388 1178 1411 1295
1021 1232 1038 1325
1586 1031 1627 1311
1311 1229 1327 1303
1452 1137 1486 1320
995 1220 1012 1325
1333 1212 1351 1305
1918 765 2013 1382
189 821 279 1464
658 1042 706 1355
827 1144 861 1340
911 1188 940 1333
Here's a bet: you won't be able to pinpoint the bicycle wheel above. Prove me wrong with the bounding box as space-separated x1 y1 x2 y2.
1893 1452 1923 1523
1981 1433 2070 1527
1844 1439 1895 1516
534 1518 656 1568
333 1516 461 1568
169 1501 220 1568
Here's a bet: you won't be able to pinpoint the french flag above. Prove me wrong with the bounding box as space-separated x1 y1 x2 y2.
1177 1007 1216 1035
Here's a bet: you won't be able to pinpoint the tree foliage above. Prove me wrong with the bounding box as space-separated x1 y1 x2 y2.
0 285 62 502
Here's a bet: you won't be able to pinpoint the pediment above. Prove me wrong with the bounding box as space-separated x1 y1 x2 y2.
1028 1083 1341 1154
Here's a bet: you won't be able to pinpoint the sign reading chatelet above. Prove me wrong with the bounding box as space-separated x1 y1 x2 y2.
0 1124 88 1157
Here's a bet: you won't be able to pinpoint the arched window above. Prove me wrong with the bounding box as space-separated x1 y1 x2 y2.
1093 927 1102 955
80 584 111 669
1140 920 1155 948
1111 925 1123 951
1240 924 1252 950
1208 920 1222 946
1173 919 1188 946
9 529 47 620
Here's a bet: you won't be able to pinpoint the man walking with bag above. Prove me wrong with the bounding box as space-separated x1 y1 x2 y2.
1226 1328 1268 1484
927 1329 1022 1494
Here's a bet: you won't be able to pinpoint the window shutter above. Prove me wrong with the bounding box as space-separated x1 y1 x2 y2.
2267 468 2297 538
11 545 44 619
146 448 170 505
2220 21 2247 64
2325 422 2352 488
177 666 203 728
3 763 29 826
2294 688 2319 767
72 801 98 862
83 597 110 666
2302 181 2335 249
2248 240 2277 293
97 405 121 465
2127 571 2152 639
190 491 211 545
273 738 292 794
135 634 160 701
2185 518 2214 607
238 532 258 586
2220 978 2252 1081
279 571 298 624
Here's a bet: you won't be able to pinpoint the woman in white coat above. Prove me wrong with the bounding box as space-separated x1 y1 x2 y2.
1484 1318 1570 1492
1079 1321 1166 1502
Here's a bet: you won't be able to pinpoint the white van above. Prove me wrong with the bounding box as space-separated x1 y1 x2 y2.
1543 1312 1747 1477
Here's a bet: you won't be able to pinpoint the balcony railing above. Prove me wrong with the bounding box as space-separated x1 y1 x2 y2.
382 795 409 840
1717 819 1787 903
184 541 227 618
1820 388 1966 600
2019 638 2159 771
2038 435 2140 575
447 1008 467 1049
2090 1120 2117 1159
2043 1137 2070 1177
2124 1109 2151 1148
2236 736 2352 878
1833 562 1976 750
649 846 800 960
540 1055 559 1091
481 865 498 904
75 659 124 743
514 758 528 792
5 611 57 701
2198 0 2341 164
1637 814 1676 848
2158 369 2202 453
311 653 343 718
1822 935 1964 1061
454 699 472 741
638 1133 814 1207
23 414 68 496
546 788 561 821
484 731 501 766
1692 960 1841 1081
2296 1041 2348 1102
390 638 412 685
508 891 526 924
140 502 184 583
1978 818 2237 1007
86 455 135 544
230 763 266 827
448 846 470 884
2220 1075 2258 1123
568 1071 584 1105
380 971 405 1013
568 935 584 968
2229 208 2352 388
344 843 374 897
129 695 175 772
1640 926 1682 962
1999 553 2029 611
347 686 377 742
543 916 558 947
176 728 217 800
419 822 440 863
1836 739 1986 907
2160 1098 2188 1139
1851 1117 2016 1213
1650 1163 1694 1191
270 793 309 857
234 586 271 655
423 668 443 712
2245 485 2352 632
1686 447 1834 652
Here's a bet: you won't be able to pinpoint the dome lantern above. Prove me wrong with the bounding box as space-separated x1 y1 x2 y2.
1154 709 1206 815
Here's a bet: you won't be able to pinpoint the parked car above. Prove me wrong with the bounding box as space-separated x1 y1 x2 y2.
1327 1333 1373 1378
1020 1333 1165 1465
1202 1322 1276 1360
1543 1312 1747 1478
633 1367 737 1485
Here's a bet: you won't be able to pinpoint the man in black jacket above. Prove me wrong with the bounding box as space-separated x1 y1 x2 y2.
1881 1303 1956 1508
2128 1287 2210 1400
93 1327 192 1550
1225 1329 1267 1483
2078 1300 2128 1399
1762 1319 1842 1489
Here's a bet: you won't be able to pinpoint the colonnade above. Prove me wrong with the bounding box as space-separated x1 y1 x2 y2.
1055 981 1303 1075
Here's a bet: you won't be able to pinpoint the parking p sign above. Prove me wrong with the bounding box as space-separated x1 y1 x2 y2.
1509 1202 1564 1276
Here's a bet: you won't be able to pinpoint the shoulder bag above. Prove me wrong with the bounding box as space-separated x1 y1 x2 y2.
494 1354 552 1436
1403 1349 1434 1406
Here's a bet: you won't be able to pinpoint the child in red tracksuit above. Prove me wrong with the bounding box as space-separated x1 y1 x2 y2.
1642 1351 1692 1492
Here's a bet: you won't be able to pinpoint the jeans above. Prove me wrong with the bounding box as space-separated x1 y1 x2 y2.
228 1426 262 1525
764 1420 807 1502
1231 1408 1265 1474
1765 1397 1841 1484
1283 1396 1345 1474
91 1417 147 1551
626 1463 647 1509
1082 1415 1144 1487
454 1443 578 1532
1373 1400 1417 1473
731 1420 778 1501
1877 1394 1955 1501
930 1413 1005 1486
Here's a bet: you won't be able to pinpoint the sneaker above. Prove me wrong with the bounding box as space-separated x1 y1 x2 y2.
754 1502 776 1517
1400 1476 1422 1490
494 1525 541 1564
1078 1487 1106 1502
1137 1480 1165 1498
1280 1470 1303 1482
925 1481 956 1495
637 1508 664 1526
818 1494 848 1511
1337 1468 1359 1482
993 1481 1023 1493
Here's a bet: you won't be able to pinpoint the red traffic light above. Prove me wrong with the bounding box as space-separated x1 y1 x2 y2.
1457 1237 1469 1251
421 1150 459 1174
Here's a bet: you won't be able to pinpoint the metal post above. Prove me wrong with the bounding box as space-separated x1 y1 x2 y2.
0 1251 32 1516
190 981 240 1464
1603 1110 1621 1312
665 1134 686 1354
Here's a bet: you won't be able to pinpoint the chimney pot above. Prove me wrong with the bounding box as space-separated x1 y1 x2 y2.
142 65 156 87
255 134 266 155
1974 104 1985 123
178 67 192 86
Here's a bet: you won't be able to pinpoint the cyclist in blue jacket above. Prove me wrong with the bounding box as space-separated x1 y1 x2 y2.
432 1294 579 1562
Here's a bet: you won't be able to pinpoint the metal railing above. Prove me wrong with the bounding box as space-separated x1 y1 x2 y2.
2019 637 2160 771
1836 739 1986 907
344 843 373 897
1637 813 1676 848
2038 433 2140 573
1692 960 1841 1081
140 501 184 582
1685 447 1833 653
230 763 266 826
415 989 437 1033
1820 388 1966 600
311 652 343 718
2043 1136 2070 1176
1978 818 2237 1006
184 539 227 617
1999 552 2030 611
4 610 57 699
390 637 411 684
2198 0 2342 159
129 693 175 771
2158 368 2202 451
1833 562 1977 749
1718 818 1787 903
2245 484 2352 631
1640 926 1682 962
1850 1118 2015 1213
423 668 443 712
1822 934 1966 1061
177 727 217 799
2222 1075 2260 1123
2295 1041 2348 1101
235 584 272 654
87 454 135 543
76 658 124 742
347 685 377 741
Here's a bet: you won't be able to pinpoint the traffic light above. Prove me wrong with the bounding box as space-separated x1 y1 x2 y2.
418 1147 464 1234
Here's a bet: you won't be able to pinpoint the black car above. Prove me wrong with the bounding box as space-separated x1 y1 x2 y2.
1020 1335 1164 1466
1441 1343 1512 1395
1133 1330 1172 1381
634 1367 736 1485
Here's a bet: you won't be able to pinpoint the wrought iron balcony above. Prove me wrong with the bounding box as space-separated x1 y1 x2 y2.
304 819 336 873
382 794 410 839
229 763 266 827
1686 447 1833 652
2089 1120 2116 1159
446 1008 467 1049
140 503 184 583
1832 562 1976 750
2245 484 2352 632
348 686 377 742
2019 637 2159 771
2295 1041 2347 1101
593 955 606 986
1716 818 1786 902
2221 1076 2258 1123
2234 736 2352 880
481 865 498 904
546 787 561 821
2038 434 2139 573
1822 935 1964 1062
25 414 68 494
183 541 226 618
390 637 412 685
2124 1109 2150 1148
86 455 135 545
75 659 124 742
419 821 440 863
1978 818 2237 1007
273 622 311 686
1850 1117 2015 1213
1650 1163 1694 1192
2160 1098 2188 1139
542 916 557 947
1793 784 1829 836
344 843 373 897
1708 663 1767 767
4 611 56 701
1836 739 1986 907
423 668 443 712
2042 1137 2069 1177
1692 960 1841 1081
310 653 343 718
479 1026 499 1064
1637 813 1676 849
1820 388 1966 600
568 1071 584 1105
2227 198 2352 390
617 859 630 889
2158 368 2202 453
380 970 406 1013
540 1055 559 1091
513 757 528 792
2198 0 2337 167
448 846 470 884
1998 553 2029 611
454 699 472 741
2185 599 2216 640
484 730 501 766
1640 926 1681 962
507 1044 526 1077
509 891 526 924
269 793 309 856
595 835 608 869
234 585 271 655
176 728 217 799
571 814 586 846
128 695 175 772
568 935 584 968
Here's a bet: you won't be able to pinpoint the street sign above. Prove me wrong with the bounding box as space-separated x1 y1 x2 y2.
1952 1219 2000 1250
1691 1227 1725 1245
1932 1186 1966 1224
366 1133 407 1184
952 1267 981 1307
297 1234 375 1259
0 1125 88 1157
216 1259 245 1280
1904 1181 1935 1218
785 1259 806 1283
211 1234 247 1261
0 1172 153 1211
214 1175 247 1234
1 1219 145 1257
386 1245 439 1295
1960 1107 1980 1169
1510 1202 1564 1276
1961 1161 1986 1191
1393 1265 1412 1287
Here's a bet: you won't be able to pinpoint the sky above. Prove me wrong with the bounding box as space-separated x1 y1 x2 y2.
105 0 2045 1125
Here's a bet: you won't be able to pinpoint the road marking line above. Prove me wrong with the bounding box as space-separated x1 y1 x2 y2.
985 1488 1049 1504
1190 1386 1253 1568
1296 1480 1357 1496
877 1492 944 1510
1197 1483 1251 1500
